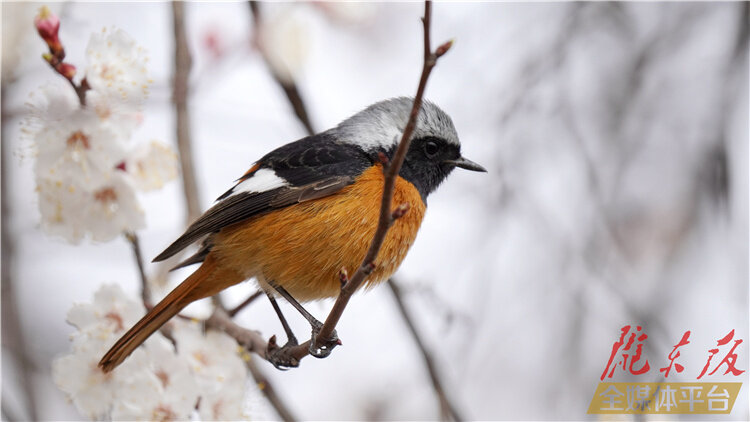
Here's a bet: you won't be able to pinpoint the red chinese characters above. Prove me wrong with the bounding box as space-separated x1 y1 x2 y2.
660 331 690 378
697 330 746 379
601 325 651 380
601 326 745 380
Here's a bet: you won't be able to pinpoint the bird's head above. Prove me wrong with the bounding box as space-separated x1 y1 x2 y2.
334 97 486 199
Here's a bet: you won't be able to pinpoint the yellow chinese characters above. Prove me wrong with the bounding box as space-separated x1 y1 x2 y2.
588 382 742 414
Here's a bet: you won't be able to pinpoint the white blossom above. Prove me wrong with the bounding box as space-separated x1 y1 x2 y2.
85 27 150 106
55 285 252 421
25 81 79 122
53 285 158 419
34 107 127 191
28 27 172 244
313 2 378 24
66 283 145 339
53 336 158 420
260 8 310 83
37 171 145 243
86 89 143 139
111 337 199 421
198 388 249 421
173 320 249 421
125 140 179 191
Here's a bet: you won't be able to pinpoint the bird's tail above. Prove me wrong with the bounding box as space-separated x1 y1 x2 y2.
98 254 241 373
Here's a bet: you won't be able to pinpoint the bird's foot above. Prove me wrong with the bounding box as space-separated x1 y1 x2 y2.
266 335 300 370
308 321 341 359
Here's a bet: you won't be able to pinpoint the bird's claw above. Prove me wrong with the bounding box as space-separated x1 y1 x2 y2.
266 335 300 370
308 322 341 359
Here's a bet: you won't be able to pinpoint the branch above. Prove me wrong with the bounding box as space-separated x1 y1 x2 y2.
244 9 463 419
245 356 298 422
205 307 297 420
387 278 463 421
124 232 151 307
228 290 264 317
205 307 270 358
1 88 38 422
306 0 451 356
282 0 452 362
172 1 202 223
248 1 315 136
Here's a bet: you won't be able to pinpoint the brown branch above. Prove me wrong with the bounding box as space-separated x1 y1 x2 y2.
1 86 38 421
387 278 463 421
281 0 452 362
41 53 89 106
248 1 315 136
307 0 450 356
245 8 463 420
228 290 264 317
205 307 270 358
172 1 202 223
124 232 151 307
245 356 298 422
169 0 235 313
205 307 297 420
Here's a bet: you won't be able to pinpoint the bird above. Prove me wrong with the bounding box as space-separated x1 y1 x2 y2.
99 97 486 372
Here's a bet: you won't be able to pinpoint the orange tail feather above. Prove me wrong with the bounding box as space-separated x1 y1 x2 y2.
98 255 242 372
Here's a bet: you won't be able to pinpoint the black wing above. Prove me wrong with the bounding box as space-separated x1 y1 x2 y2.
153 132 372 264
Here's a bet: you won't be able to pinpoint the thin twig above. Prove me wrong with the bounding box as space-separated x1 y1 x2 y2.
245 357 298 422
124 232 151 307
69 77 89 106
290 0 452 360
211 294 227 311
205 307 297 420
1 87 39 422
170 0 234 311
228 290 264 317
172 1 202 223
148 0 203 290
205 307 269 359
387 278 463 421
245 8 463 420
248 1 315 136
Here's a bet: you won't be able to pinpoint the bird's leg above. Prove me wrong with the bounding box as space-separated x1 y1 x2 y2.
265 291 298 346
264 291 300 369
270 284 340 359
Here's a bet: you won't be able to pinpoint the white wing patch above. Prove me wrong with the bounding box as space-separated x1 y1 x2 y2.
229 168 289 197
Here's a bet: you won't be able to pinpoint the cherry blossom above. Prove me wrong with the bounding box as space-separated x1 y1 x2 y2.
124 141 179 192
173 321 249 420
85 27 151 106
54 286 250 421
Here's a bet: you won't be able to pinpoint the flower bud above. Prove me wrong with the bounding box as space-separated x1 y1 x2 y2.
41 52 54 64
34 6 64 56
56 62 76 80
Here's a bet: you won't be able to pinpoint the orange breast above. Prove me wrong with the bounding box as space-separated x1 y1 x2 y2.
212 164 426 302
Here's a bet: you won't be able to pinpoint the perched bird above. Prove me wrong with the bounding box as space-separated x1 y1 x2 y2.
99 97 485 372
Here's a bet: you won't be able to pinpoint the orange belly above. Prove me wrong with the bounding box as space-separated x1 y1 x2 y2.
211 164 426 302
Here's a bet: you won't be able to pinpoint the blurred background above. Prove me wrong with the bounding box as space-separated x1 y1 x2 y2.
2 2 748 420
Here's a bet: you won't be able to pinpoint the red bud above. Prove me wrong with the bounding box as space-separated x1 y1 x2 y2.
56 62 76 80
35 6 63 56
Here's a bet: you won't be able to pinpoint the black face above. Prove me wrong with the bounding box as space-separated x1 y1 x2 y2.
395 136 463 200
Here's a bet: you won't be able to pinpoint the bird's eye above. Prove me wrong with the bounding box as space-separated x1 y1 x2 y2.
423 141 440 158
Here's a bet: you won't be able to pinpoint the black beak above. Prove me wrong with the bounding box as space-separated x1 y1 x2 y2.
443 156 487 172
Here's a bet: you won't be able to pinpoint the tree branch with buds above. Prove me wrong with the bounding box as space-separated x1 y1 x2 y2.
34 6 153 311
285 0 452 363
35 6 88 105
248 1 316 136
